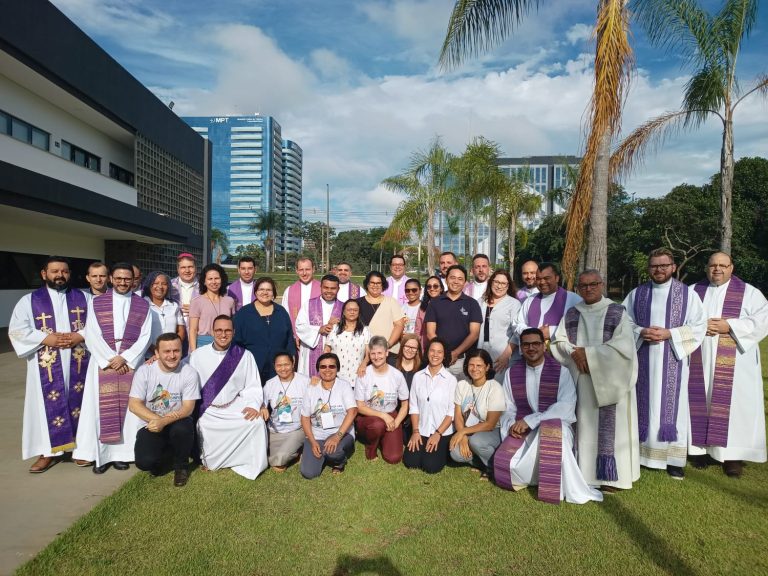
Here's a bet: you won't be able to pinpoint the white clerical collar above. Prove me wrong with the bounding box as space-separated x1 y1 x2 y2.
540 291 557 300
180 280 194 288
240 279 253 287
322 299 336 306
526 362 544 374
212 345 229 355
46 286 67 298
653 279 672 289
113 290 132 299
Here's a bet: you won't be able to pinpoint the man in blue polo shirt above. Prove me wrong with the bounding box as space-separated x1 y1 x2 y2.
424 264 482 377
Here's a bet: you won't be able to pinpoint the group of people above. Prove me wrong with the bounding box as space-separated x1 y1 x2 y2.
9 247 767 504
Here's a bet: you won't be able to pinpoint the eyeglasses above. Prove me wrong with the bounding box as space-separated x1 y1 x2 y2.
403 345 419 351
649 263 673 270
112 277 133 283
577 281 603 290
492 280 509 287
404 288 420 293
318 364 337 370
257 288 273 293
521 341 544 348
368 281 382 286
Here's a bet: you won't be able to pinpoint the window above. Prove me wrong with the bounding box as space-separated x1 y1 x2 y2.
109 162 135 186
61 140 100 172
0 109 50 151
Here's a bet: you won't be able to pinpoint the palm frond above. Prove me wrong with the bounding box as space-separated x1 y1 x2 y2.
713 0 759 61
683 66 727 127
439 0 539 70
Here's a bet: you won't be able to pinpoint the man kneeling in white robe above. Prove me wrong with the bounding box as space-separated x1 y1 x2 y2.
495 328 602 504
190 315 267 480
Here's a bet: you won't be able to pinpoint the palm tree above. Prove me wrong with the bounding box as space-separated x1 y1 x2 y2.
614 0 766 254
209 228 229 264
250 210 284 273
382 137 454 273
441 0 633 286
495 172 542 271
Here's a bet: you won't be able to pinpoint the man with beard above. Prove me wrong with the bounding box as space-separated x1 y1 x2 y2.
74 262 152 474
464 254 491 301
227 256 257 312
9 256 92 472
336 261 366 303
517 260 539 302
382 255 408 305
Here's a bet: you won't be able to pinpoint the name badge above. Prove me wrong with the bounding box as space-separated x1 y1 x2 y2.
320 411 335 430
278 410 293 424
465 412 480 427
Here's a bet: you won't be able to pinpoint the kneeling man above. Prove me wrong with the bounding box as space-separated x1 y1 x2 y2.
494 328 602 504
190 315 268 480
129 333 200 487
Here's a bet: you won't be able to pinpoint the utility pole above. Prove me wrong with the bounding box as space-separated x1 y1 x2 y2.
326 183 330 273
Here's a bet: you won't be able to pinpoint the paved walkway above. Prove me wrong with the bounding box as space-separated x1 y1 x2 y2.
0 351 135 575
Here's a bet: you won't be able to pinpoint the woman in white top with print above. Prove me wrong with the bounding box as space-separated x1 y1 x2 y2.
324 299 370 385
403 338 457 474
449 349 506 477
263 352 310 471
354 336 409 463
143 271 185 358
479 269 521 380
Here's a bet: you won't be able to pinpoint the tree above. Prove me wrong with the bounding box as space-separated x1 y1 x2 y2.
250 210 284 273
298 220 336 268
496 172 542 271
209 228 229 265
441 0 634 287
233 243 265 268
615 0 767 254
382 137 454 273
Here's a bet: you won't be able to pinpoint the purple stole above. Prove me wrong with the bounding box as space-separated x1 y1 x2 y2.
199 345 246 416
688 276 745 447
633 279 688 443
307 297 343 377
384 276 409 305
565 303 624 481
348 282 361 300
527 287 568 332
494 354 563 504
93 291 149 444
30 287 90 452
227 281 256 312
287 280 321 333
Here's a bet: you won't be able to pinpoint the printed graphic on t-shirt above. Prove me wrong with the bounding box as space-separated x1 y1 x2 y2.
149 384 180 416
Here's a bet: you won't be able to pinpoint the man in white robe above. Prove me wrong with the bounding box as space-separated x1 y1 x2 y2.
622 248 706 479
687 252 768 477
295 275 342 377
463 254 490 301
281 257 321 344
513 262 581 356
516 260 539 302
496 328 602 504
74 263 152 473
553 269 640 491
335 261 366 303
227 256 257 311
190 315 268 480
383 255 409 305
169 253 199 330
9 257 91 472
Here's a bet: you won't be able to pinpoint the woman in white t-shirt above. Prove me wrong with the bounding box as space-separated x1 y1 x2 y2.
449 349 505 478
403 338 457 474
324 299 370 386
354 336 409 463
143 271 185 358
263 352 310 471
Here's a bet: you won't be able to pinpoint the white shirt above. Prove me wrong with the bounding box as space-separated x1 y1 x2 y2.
409 366 457 436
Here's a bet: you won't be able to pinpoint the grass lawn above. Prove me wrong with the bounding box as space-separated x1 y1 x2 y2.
18 343 768 576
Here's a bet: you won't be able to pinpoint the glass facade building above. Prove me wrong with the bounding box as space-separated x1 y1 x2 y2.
182 115 302 253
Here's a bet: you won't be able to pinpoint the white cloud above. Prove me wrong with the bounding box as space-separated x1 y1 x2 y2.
309 49 354 82
566 23 592 45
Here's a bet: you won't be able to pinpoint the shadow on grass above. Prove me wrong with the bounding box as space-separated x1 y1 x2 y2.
333 554 403 576
687 466 768 509
601 496 696 576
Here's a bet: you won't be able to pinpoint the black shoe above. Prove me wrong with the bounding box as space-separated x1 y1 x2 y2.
174 468 189 487
689 455 710 469
112 461 130 471
723 460 743 478
92 463 111 475
667 465 685 480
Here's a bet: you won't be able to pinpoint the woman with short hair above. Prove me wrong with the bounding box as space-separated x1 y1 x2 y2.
143 271 185 357
356 271 406 357
355 336 409 463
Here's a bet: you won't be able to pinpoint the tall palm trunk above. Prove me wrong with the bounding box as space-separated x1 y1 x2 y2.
586 129 611 285
489 200 498 265
426 206 436 273
508 218 517 274
720 103 734 254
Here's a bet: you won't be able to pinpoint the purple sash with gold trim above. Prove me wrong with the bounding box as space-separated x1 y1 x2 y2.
494 354 563 503
307 297 343 377
93 291 149 444
527 287 568 331
348 282 361 300
31 287 90 452
287 280 320 332
565 303 624 481
634 279 688 443
199 345 246 416
688 276 745 447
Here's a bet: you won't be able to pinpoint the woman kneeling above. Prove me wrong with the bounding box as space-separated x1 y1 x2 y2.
355 336 409 463
300 353 357 478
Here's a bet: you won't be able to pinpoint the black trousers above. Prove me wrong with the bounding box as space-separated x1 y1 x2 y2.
134 417 194 472
403 434 451 474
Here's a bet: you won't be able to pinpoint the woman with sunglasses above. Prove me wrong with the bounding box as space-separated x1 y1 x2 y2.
403 338 457 474
479 269 521 380
300 353 357 478
419 276 444 352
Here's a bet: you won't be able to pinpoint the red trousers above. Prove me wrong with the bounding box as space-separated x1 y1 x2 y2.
355 411 403 463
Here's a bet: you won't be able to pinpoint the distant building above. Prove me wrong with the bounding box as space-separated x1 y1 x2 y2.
280 140 303 254
0 0 210 329
182 115 303 255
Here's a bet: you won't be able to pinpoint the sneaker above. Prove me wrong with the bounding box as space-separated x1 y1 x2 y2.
667 465 685 480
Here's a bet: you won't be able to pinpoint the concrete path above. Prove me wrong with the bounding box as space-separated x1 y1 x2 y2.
0 351 135 575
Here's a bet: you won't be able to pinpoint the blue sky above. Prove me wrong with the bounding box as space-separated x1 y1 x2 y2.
51 0 767 231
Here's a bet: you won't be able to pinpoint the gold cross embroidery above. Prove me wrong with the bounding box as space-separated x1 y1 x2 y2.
52 416 65 427
73 345 86 373
39 348 57 382
70 306 85 331
47 390 60 401
73 381 84 393
35 312 53 333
